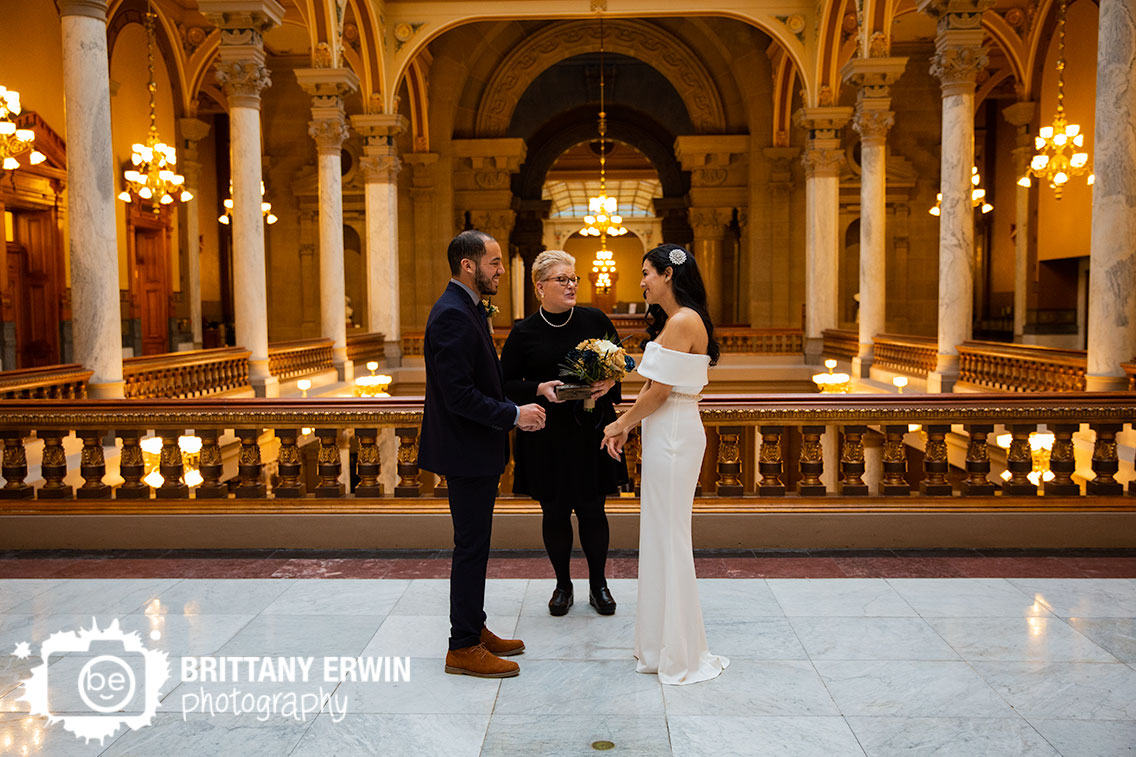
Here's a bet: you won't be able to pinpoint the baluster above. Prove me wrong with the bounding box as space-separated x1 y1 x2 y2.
76 429 111 499
1003 423 1038 496
354 427 383 497
155 430 188 499
1086 423 1124 495
36 430 73 499
717 425 747 496
797 424 826 496
393 427 420 497
1045 423 1079 496
625 426 642 495
116 430 150 499
434 474 448 498
755 425 783 496
961 424 997 496
839 425 868 496
315 428 345 497
881 424 911 496
918 424 952 496
196 430 226 498
0 431 33 499
235 429 267 498
273 429 305 498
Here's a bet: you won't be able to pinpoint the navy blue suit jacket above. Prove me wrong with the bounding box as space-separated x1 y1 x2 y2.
418 281 517 478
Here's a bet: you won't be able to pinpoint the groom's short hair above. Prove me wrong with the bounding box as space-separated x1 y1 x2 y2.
447 230 495 275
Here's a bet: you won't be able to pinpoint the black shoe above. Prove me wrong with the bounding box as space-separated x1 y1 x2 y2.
589 586 616 615
548 586 573 616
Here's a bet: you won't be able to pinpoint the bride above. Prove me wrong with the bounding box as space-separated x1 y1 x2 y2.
600 243 728 685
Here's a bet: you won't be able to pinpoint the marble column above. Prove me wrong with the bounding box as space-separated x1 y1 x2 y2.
178 117 211 349
920 0 992 393
796 107 852 363
1086 0 1136 390
297 68 358 382
1001 101 1036 342
843 59 907 379
352 114 406 367
689 208 731 324
57 0 123 397
201 0 283 397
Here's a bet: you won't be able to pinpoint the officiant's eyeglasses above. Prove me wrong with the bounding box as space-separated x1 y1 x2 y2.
544 275 580 287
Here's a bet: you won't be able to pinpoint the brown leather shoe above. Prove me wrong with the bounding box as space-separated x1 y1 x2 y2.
444 643 519 678
481 625 525 656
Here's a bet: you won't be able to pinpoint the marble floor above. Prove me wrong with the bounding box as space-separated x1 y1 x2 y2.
1 567 1135 755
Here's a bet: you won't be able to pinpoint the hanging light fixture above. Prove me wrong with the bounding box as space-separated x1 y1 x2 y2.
930 166 992 216
1018 0 1092 198
218 180 277 225
582 17 625 296
0 86 46 171
118 2 190 211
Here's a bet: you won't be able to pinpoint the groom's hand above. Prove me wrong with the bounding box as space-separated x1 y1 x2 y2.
517 403 547 431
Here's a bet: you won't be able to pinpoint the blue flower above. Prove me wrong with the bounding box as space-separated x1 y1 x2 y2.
624 355 636 371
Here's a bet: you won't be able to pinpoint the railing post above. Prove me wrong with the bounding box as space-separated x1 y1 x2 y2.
962 424 996 496
355 427 383 496
881 425 911 496
196 430 226 498
754 426 782 496
37 430 73 499
116 430 149 499
235 429 266 498
718 425 747 496
77 429 111 499
919 424 953 496
1003 424 1038 496
434 474 448 498
273 429 305 498
1087 423 1124 495
839 425 868 496
1044 423 1079 496
316 428 345 497
0 431 32 499
394 427 420 497
156 431 188 499
797 424 826 496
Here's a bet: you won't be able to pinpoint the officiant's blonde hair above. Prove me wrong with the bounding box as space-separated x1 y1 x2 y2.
531 250 575 286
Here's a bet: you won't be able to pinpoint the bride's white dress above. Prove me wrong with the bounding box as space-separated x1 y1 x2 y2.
634 341 729 685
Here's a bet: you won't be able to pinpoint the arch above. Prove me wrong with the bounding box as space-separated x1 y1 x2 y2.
404 56 430 151
815 0 856 104
475 19 727 136
107 0 187 116
341 0 385 109
769 42 800 146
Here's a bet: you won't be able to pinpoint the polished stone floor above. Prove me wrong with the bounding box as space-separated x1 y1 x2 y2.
1 561 1135 755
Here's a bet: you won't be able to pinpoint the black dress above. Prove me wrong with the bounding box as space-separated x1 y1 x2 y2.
501 306 628 501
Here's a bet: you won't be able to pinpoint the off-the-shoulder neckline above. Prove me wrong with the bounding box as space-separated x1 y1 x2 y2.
644 341 711 361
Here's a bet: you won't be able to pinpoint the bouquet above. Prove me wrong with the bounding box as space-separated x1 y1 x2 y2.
558 336 636 410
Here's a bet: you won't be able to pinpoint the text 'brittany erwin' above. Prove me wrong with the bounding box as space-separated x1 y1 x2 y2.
180 655 411 684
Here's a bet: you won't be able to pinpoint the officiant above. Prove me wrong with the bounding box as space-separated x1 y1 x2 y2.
501 249 628 617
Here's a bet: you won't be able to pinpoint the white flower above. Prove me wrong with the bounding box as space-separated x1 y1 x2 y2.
669 248 687 266
593 339 617 353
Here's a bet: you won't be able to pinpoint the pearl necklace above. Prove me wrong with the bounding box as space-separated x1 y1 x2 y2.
539 306 574 328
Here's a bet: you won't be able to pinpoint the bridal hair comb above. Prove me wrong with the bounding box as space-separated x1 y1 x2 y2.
668 248 688 266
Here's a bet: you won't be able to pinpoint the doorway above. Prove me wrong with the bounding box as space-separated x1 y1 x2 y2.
5 209 61 367
129 211 172 356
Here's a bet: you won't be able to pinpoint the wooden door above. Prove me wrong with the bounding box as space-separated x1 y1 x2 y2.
134 226 169 356
9 211 59 367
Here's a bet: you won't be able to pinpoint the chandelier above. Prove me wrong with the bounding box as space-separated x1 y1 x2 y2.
218 180 277 225
1018 0 1091 198
930 167 992 216
118 3 190 211
0 86 45 171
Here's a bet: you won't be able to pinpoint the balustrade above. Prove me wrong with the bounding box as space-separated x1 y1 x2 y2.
821 329 858 361
346 331 386 367
0 394 1132 508
123 348 251 399
958 341 1087 392
267 338 335 381
0 365 92 400
873 334 938 376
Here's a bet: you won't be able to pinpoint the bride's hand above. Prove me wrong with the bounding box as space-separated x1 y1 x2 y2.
601 421 629 461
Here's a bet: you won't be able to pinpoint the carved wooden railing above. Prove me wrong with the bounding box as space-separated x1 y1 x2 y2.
822 329 857 360
0 394 1132 506
1123 361 1136 391
267 338 334 381
958 341 1087 392
123 348 250 399
346 331 386 367
873 333 938 376
0 365 92 400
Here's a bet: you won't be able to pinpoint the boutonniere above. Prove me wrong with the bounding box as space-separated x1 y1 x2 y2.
480 299 500 318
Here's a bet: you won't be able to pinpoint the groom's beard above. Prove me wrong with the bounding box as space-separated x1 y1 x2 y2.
474 267 499 296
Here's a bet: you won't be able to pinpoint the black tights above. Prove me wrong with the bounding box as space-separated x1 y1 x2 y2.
539 493 609 593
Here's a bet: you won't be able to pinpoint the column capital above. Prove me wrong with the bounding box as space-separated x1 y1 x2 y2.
689 207 733 239
56 0 108 21
920 0 993 94
361 155 401 183
852 101 896 143
801 148 844 178
794 106 853 141
198 0 284 35
404 152 440 190
215 61 271 107
309 116 349 154
929 44 989 94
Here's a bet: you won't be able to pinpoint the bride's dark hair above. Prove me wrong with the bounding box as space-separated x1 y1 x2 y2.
642 243 720 366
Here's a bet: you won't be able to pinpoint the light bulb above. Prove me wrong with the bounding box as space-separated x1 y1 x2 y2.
1073 134 1084 147
1039 126 1054 139
1054 133 1067 146
139 186 152 199
1054 171 1068 184
223 199 233 209
160 194 173 204
981 203 993 214
118 191 132 202
0 122 14 135
15 129 33 142
929 206 941 216
180 191 193 202
1066 124 1080 137
261 202 271 213
30 149 47 164
218 215 230 224
1018 176 1032 188
266 214 278 224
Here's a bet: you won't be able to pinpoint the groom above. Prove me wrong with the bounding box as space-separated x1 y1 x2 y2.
419 230 546 678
